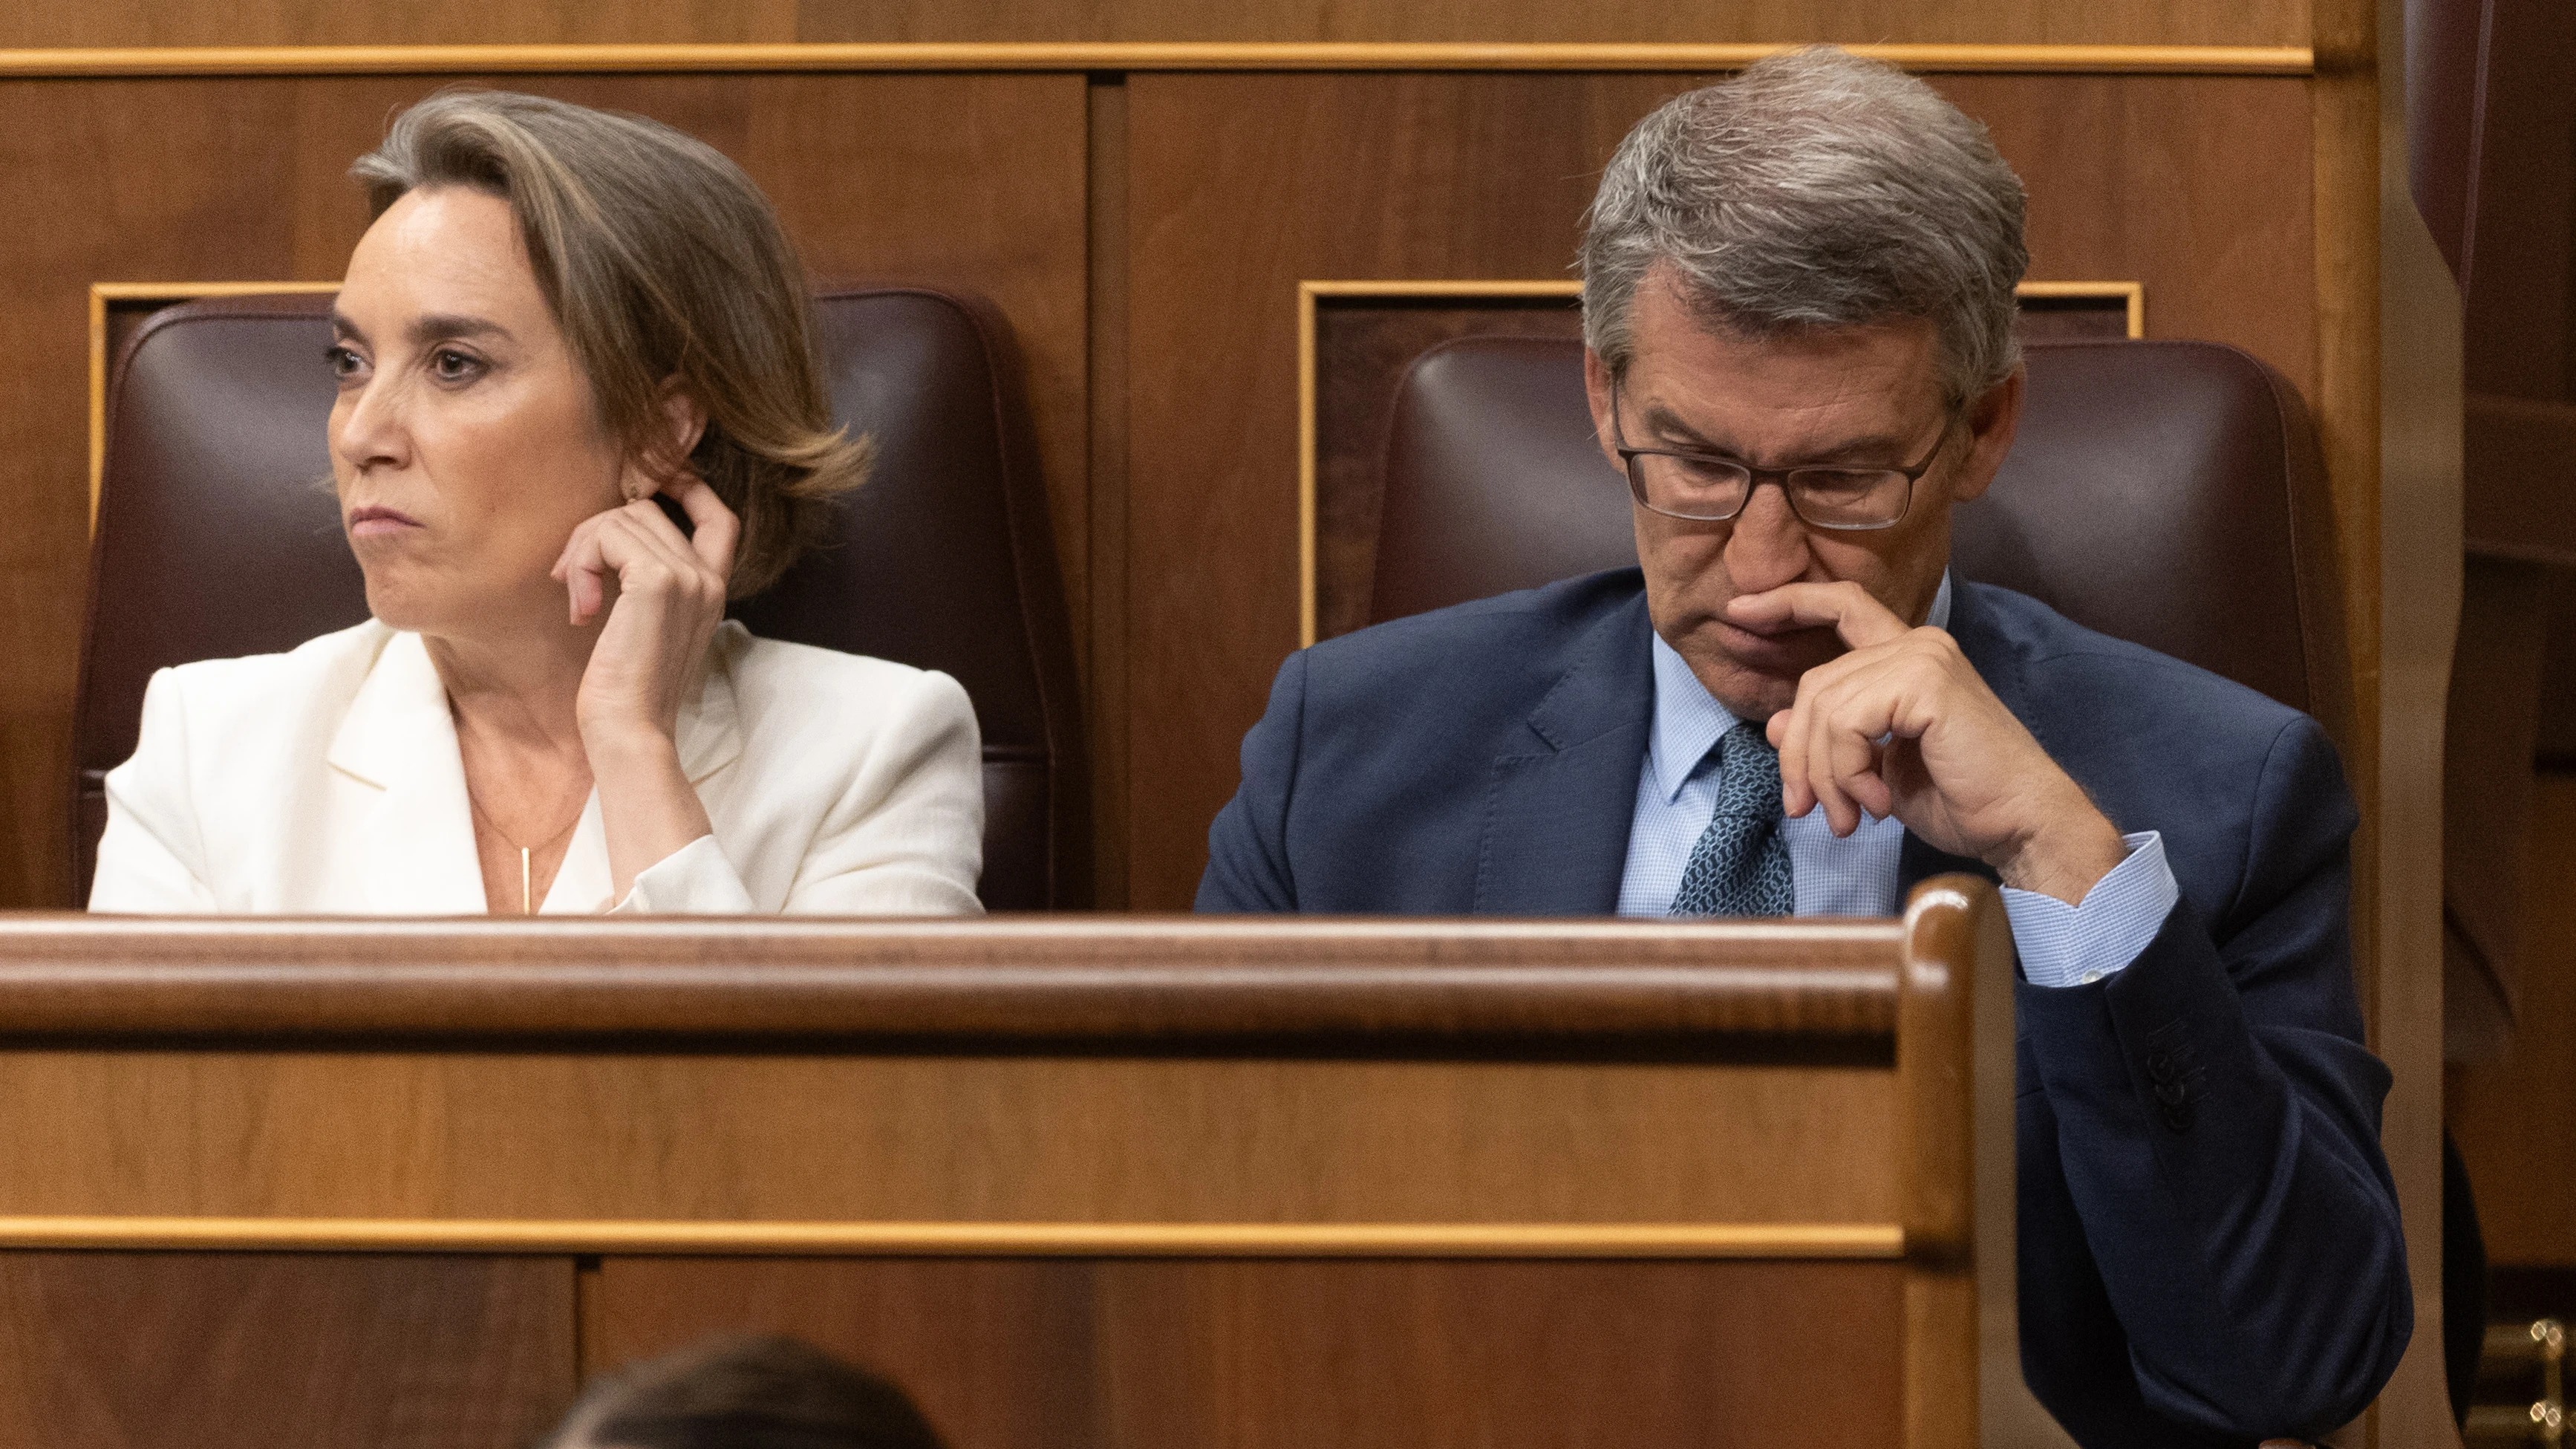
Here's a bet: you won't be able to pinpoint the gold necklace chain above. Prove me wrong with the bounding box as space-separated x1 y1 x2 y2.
466 791 587 915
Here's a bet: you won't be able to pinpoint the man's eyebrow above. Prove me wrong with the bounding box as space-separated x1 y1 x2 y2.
327 311 368 345
1637 403 1914 463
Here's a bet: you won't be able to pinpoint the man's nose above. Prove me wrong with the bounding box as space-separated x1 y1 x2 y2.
1723 481 1810 592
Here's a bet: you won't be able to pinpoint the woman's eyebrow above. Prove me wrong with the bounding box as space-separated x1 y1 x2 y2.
327 311 368 345
405 313 512 346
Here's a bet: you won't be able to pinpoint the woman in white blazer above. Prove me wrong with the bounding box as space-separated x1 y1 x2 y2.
89 91 983 916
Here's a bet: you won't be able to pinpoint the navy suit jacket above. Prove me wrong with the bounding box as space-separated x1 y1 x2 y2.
1199 568 2410 1448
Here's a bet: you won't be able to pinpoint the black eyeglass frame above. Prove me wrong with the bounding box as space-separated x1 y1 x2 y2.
1607 380 1960 531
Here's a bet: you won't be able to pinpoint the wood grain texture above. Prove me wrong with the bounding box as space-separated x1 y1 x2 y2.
1121 71 2320 908
0 1217 1906 1257
589 1255 1906 1449
0 1050 1897 1224
0 1251 574 1449
0 72 1086 910
2450 775 2576 1266
0 1 2311 49
0 44 2321 76
0 914 1906 1042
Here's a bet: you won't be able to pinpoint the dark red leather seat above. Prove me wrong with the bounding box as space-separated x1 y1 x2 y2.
1372 336 2350 732
75 287 1087 910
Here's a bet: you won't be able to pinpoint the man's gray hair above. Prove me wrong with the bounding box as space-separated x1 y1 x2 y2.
1580 46 2029 405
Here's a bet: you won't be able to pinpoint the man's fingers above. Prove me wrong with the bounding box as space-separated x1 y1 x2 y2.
1769 709 1813 818
1725 579 1914 651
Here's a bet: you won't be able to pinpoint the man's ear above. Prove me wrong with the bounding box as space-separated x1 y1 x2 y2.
1947 365 2025 505
1582 347 1624 475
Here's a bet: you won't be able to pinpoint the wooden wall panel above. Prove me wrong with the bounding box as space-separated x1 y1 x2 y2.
0 1052 1896 1224
0 1251 575 1448
0 1 2312 49
2449 773 2576 1266
589 1256 1905 1449
0 72 1086 909
1120 72 2320 908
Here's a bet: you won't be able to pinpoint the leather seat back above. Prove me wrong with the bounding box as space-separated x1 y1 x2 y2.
1372 336 2350 735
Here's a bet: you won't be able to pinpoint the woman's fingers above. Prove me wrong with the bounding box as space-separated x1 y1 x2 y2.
555 515 614 625
660 474 742 582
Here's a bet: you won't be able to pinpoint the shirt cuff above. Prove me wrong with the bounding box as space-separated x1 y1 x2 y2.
2000 831 2178 989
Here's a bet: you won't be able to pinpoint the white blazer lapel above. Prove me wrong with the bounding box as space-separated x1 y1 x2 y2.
325 632 490 916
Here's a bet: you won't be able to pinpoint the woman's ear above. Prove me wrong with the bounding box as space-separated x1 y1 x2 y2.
625 379 711 501
656 377 709 463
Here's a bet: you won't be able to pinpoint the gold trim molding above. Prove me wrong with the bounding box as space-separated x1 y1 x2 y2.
0 1215 1908 1259
1294 278 2147 646
0 43 2315 79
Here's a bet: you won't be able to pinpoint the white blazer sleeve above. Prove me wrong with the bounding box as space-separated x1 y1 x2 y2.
613 668 985 916
88 669 220 913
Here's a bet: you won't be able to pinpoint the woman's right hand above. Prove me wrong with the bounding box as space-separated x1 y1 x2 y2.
552 475 740 758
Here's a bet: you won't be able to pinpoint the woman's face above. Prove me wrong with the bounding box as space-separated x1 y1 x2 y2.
328 186 628 637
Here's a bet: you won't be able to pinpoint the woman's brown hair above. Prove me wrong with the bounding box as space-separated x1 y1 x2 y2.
352 88 869 596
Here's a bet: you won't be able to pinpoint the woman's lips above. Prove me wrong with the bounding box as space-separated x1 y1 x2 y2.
345 506 421 538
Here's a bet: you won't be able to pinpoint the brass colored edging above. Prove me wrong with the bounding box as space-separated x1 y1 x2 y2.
88 281 341 531
2017 279 2147 338
0 1216 1908 1259
0 43 2316 79
1294 279 2145 646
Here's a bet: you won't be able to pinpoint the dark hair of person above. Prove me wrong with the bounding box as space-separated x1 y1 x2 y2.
544 1335 949 1449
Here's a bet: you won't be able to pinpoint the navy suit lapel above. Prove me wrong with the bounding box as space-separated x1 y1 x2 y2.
1473 593 1655 914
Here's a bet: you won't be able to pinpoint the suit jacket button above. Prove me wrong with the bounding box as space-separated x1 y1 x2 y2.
2147 1051 2176 1081
2155 1078 2189 1107
2162 1101 2194 1133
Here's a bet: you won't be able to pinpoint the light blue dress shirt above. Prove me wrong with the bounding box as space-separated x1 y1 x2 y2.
1614 573 2180 987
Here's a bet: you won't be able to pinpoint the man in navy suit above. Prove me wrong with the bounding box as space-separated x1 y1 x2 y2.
1199 46 2409 1449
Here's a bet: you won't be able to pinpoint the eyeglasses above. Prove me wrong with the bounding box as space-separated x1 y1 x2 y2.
1608 381 1954 530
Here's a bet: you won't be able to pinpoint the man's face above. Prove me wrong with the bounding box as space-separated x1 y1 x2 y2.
1583 267 2023 721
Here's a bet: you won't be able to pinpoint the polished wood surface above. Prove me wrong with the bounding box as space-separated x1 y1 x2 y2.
589 1257 1908 1449
0 1252 574 1449
0 902 2003 1448
0 7 2317 51
0 914 1901 1041
0 1047 1896 1224
1122 71 2321 908
0 43 2320 75
0 1216 1906 1257
2450 774 2576 1266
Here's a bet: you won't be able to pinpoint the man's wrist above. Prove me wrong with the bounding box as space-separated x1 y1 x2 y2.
1994 800 2129 905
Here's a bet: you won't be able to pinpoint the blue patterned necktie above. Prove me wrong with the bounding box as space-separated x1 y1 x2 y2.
1670 720 1795 917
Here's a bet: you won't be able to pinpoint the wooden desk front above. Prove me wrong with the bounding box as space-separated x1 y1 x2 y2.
0 882 2009 1449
